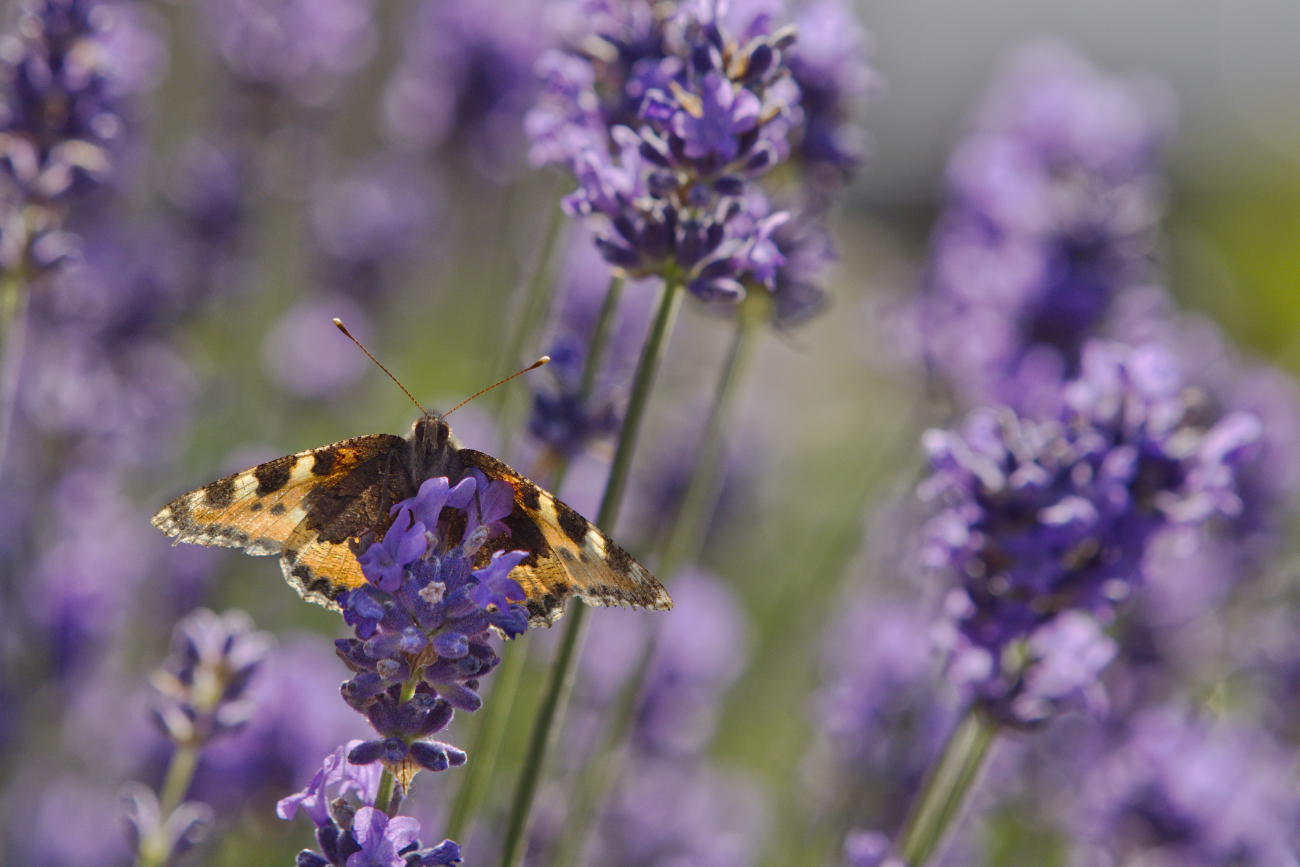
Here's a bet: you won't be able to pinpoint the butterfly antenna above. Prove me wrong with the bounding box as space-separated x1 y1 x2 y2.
443 356 550 418
333 318 427 416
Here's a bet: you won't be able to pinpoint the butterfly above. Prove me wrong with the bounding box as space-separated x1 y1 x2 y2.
151 412 672 626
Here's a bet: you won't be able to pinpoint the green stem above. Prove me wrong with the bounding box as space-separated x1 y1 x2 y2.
133 742 199 867
442 638 526 841
581 275 624 398
443 273 625 842
658 292 764 577
0 269 30 477
497 202 565 413
157 744 199 820
896 706 998 867
497 276 684 867
553 295 765 867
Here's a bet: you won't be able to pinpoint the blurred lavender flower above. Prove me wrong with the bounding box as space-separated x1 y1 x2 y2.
784 0 878 192
3 775 135 867
187 634 372 815
119 783 214 867
332 474 529 784
590 758 769 867
920 340 1260 724
150 608 273 748
631 570 748 754
309 159 441 300
916 41 1174 410
0 0 164 272
382 0 546 180
260 293 373 398
198 0 376 106
1064 710 1300 867
114 609 270 865
527 0 813 305
843 830 902 867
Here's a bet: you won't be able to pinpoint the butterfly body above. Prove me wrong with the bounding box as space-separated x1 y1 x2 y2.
152 415 671 626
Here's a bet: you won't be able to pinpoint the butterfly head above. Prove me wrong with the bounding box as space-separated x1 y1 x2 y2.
410 413 458 477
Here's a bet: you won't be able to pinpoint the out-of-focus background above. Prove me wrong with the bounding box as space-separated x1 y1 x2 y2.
3 1 1299 866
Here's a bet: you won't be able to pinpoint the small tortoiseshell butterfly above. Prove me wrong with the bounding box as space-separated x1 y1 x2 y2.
153 405 671 627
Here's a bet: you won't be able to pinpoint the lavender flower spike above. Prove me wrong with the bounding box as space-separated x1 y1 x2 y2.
526 0 810 305
150 608 273 747
921 339 1260 724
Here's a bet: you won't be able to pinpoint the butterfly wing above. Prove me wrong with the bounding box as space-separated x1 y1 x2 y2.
151 433 414 609
457 449 672 626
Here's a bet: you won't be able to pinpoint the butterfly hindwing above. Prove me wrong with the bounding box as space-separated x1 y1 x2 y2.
152 433 413 608
457 449 672 626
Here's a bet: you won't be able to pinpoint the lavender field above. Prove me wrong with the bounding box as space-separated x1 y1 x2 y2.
3 1 1300 866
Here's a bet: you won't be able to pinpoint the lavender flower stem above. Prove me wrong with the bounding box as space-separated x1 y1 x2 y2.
550 295 764 867
659 291 765 576
497 201 565 412
446 272 628 841
498 275 684 867
896 707 998 867
132 742 200 867
0 271 30 474
580 275 625 399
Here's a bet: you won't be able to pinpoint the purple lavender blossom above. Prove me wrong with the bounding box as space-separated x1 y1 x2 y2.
277 741 382 827
382 0 546 179
526 0 813 306
916 41 1174 410
279 745 461 867
332 474 529 783
198 0 377 106
920 340 1260 724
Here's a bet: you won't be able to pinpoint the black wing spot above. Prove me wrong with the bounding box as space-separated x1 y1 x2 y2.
555 501 590 546
204 477 237 508
519 481 543 511
270 503 287 516
255 457 295 496
605 543 634 576
311 449 338 476
249 502 263 512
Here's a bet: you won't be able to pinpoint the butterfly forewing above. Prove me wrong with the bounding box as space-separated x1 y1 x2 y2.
151 434 413 607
